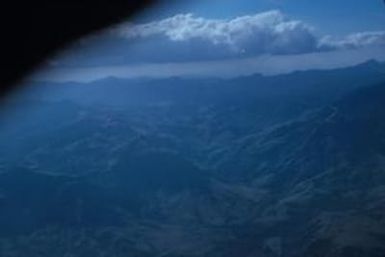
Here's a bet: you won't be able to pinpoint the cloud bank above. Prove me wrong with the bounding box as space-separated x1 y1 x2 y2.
50 10 385 69
38 46 385 82
106 10 385 62
320 31 385 50
113 11 319 59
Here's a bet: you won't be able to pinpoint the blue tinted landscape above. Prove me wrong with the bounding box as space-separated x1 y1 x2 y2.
1 60 385 256
1 1 385 256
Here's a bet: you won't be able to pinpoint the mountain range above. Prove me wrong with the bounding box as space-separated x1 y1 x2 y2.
0 60 385 257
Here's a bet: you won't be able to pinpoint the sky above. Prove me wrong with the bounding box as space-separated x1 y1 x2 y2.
141 0 385 35
34 0 385 81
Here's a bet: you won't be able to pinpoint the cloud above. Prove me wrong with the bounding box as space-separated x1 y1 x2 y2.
320 31 385 50
38 46 385 82
55 11 385 66
111 10 319 59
